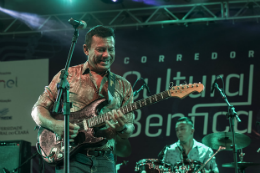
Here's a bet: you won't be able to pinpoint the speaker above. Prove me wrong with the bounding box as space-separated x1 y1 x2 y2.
0 140 31 173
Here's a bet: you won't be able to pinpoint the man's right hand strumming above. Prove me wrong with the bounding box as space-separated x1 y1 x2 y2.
32 106 80 142
52 120 80 142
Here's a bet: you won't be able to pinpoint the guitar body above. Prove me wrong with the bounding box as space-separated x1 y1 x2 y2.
37 98 109 166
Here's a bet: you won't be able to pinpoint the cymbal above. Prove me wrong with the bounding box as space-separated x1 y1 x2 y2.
202 132 251 150
222 162 260 169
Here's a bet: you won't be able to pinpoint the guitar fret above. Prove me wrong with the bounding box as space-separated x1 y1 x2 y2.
96 117 99 125
133 104 136 110
83 119 88 130
134 102 137 110
130 104 133 111
102 114 106 122
99 114 103 123
105 113 109 121
138 100 142 108
121 107 125 114
93 117 96 126
119 107 123 114
160 93 163 99
92 117 96 126
151 96 155 103
139 100 142 108
128 104 132 112
89 119 92 127
146 98 150 105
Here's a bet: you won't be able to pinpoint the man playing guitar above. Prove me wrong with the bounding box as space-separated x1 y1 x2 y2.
31 25 135 173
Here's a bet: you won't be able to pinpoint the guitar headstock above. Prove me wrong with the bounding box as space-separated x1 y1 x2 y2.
169 83 204 98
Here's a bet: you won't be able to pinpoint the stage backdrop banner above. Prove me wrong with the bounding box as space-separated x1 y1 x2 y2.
111 23 260 173
0 59 48 146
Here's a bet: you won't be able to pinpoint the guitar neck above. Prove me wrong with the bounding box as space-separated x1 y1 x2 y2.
87 83 204 128
87 90 171 127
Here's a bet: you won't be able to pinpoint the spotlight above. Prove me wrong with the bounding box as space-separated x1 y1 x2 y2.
101 0 123 4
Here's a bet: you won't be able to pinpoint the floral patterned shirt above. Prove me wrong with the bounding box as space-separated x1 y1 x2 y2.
33 61 134 150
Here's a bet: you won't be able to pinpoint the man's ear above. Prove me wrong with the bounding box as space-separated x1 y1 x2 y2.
191 128 194 135
83 44 89 56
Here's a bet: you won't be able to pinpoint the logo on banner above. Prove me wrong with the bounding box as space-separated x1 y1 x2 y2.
0 108 12 120
123 61 255 137
0 77 18 88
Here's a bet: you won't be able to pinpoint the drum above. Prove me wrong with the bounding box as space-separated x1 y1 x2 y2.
173 161 205 173
135 158 172 173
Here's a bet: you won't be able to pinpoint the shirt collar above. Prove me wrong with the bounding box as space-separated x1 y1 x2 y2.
82 61 90 75
176 139 198 149
82 61 110 75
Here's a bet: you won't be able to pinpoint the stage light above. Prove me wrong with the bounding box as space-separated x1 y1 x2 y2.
101 0 123 4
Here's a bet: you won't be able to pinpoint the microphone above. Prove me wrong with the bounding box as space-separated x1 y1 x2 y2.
211 76 220 93
68 18 87 29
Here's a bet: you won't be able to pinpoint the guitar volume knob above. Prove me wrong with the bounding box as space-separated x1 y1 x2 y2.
57 153 63 159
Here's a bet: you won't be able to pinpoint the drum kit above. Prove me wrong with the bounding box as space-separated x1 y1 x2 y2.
135 158 206 173
134 132 260 173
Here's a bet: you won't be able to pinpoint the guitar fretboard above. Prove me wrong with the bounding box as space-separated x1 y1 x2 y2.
87 90 170 128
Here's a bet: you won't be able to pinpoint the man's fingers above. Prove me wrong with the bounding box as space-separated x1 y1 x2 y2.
69 123 80 130
117 117 125 126
116 110 123 116
70 134 77 138
108 111 115 121
74 125 80 130
106 120 115 128
69 129 78 135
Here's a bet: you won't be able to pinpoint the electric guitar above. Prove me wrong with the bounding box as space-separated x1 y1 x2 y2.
37 83 204 165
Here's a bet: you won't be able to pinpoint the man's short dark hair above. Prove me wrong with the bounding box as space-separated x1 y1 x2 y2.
85 25 115 50
176 117 194 128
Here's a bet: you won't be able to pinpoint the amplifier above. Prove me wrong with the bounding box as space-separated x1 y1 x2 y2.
0 140 31 173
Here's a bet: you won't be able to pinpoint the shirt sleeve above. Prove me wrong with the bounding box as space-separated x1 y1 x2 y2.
204 148 219 172
161 147 168 163
32 71 61 111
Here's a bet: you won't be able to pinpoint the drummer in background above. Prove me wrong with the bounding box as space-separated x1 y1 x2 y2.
162 117 219 173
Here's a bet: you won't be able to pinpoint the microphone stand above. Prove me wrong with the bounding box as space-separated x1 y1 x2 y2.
52 24 79 173
213 83 241 173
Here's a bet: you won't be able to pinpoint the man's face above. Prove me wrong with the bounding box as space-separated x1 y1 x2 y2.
83 35 115 73
175 121 194 143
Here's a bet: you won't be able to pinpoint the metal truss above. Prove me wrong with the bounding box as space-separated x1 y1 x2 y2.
1 0 260 35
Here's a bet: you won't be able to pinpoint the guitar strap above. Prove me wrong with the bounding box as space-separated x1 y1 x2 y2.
107 71 116 103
